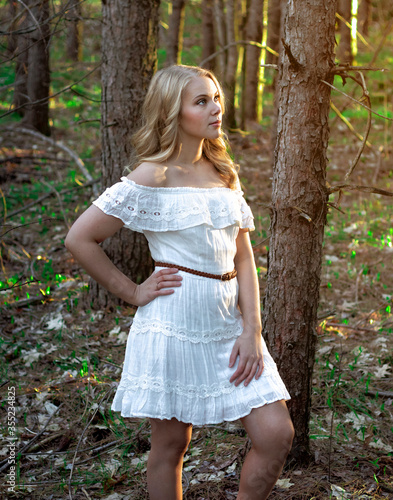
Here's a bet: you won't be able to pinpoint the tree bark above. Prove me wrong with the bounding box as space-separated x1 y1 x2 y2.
262 0 337 464
358 0 370 37
12 5 29 116
66 0 83 61
243 0 264 123
166 0 185 66
223 0 238 128
265 0 281 66
201 0 216 71
213 0 227 79
7 0 18 56
337 0 352 64
89 0 160 309
23 0 51 136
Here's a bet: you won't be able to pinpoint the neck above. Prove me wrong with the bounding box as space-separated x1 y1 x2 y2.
171 139 204 167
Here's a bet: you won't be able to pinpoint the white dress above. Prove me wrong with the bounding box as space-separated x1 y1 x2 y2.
93 177 290 425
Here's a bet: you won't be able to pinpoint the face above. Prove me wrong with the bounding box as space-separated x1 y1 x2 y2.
178 76 222 143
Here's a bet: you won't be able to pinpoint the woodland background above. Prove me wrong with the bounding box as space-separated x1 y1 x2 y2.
0 0 393 499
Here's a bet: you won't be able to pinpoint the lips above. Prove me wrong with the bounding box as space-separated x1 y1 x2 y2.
209 120 221 126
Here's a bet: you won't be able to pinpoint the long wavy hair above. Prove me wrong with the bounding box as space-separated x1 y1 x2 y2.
129 65 239 189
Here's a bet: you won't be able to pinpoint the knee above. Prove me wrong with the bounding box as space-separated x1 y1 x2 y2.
150 422 192 460
253 417 294 458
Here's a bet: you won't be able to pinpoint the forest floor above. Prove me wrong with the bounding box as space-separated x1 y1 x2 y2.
1 124 393 500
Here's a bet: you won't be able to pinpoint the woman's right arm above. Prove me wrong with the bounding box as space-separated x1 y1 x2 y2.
65 205 182 306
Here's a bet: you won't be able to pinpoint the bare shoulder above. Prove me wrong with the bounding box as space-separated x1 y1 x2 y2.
126 162 167 187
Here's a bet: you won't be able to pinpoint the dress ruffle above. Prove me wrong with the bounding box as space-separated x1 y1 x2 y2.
92 177 255 232
111 319 290 425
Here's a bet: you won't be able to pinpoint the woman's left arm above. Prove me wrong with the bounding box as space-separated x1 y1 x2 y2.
229 228 264 387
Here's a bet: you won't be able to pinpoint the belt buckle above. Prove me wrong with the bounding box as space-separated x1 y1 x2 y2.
221 272 229 281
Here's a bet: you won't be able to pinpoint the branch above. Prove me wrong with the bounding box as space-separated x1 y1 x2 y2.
335 12 373 50
68 387 114 500
41 179 71 229
199 40 268 67
0 64 100 119
0 179 99 222
330 101 372 147
327 183 393 197
0 403 63 473
343 72 372 180
321 79 393 121
1 127 97 194
369 18 393 67
332 65 386 72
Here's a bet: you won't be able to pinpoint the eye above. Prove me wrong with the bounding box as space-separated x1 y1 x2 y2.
214 95 220 102
197 98 206 105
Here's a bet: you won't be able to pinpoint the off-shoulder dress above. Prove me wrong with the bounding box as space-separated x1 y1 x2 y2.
93 177 290 425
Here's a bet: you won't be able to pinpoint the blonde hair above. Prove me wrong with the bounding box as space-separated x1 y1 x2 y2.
130 65 239 189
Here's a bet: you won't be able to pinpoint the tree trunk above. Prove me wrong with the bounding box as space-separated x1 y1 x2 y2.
13 5 29 116
23 0 51 136
223 0 237 128
243 0 264 123
213 0 227 79
88 0 160 309
66 0 83 61
358 0 370 37
7 0 18 56
337 0 352 64
262 0 337 464
266 0 281 65
166 0 185 66
201 0 216 71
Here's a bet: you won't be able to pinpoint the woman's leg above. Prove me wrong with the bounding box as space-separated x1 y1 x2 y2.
147 417 192 500
237 400 294 500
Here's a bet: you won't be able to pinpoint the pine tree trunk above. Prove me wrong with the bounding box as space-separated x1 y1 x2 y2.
66 0 82 61
201 0 216 71
358 0 370 37
23 0 51 136
13 5 29 116
265 0 281 65
166 0 185 66
223 0 237 129
7 0 18 55
88 0 160 309
213 0 227 79
262 0 337 464
337 0 352 64
243 0 264 123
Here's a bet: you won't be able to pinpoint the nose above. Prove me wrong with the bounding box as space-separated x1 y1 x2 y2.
211 101 221 115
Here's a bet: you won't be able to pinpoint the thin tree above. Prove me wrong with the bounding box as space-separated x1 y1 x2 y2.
213 0 227 78
358 0 371 37
243 0 264 123
265 0 281 66
337 0 353 64
223 0 238 128
201 0 216 71
262 0 338 463
166 0 185 66
12 5 29 116
88 0 160 308
66 0 83 61
23 0 51 136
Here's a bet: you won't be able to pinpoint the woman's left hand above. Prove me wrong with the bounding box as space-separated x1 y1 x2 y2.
228 329 264 386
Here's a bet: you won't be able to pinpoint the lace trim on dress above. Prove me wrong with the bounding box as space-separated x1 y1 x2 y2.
131 317 243 343
117 374 237 398
92 178 255 232
116 370 277 399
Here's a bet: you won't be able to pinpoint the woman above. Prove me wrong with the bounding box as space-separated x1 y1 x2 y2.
65 64 294 499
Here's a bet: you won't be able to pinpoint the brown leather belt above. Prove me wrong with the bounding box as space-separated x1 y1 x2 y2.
154 261 237 281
